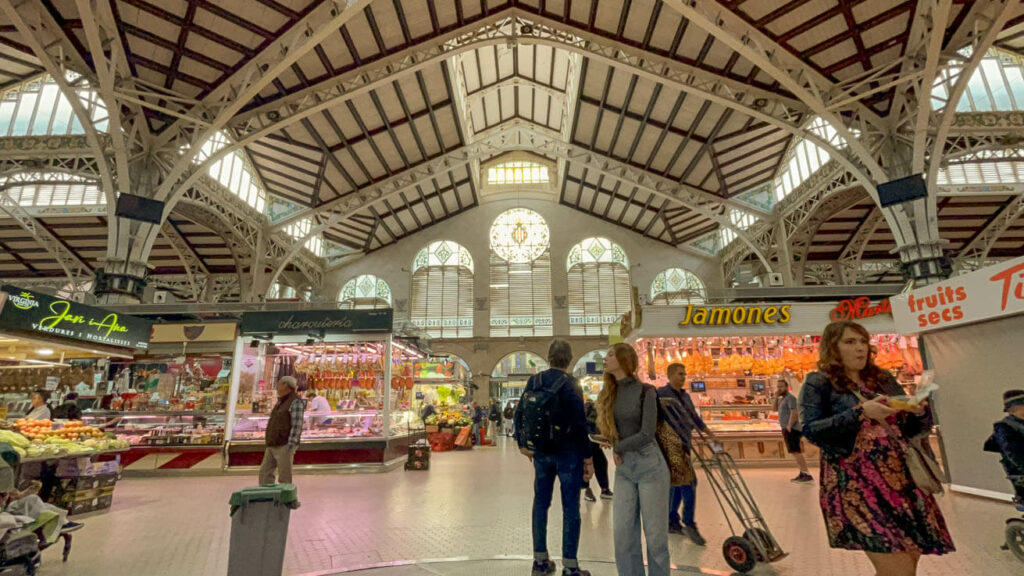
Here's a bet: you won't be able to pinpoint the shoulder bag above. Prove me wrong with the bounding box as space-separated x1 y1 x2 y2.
642 385 695 486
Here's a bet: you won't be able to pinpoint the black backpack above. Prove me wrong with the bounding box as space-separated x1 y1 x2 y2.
517 373 573 453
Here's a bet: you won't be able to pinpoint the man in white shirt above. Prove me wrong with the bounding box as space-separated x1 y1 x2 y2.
25 390 51 421
307 388 331 413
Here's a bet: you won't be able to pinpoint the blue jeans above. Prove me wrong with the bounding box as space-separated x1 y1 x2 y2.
472 423 481 445
613 444 671 576
669 477 697 528
532 451 584 560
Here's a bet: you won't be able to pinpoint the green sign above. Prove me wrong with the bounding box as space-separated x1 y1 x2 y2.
0 285 153 350
239 308 393 335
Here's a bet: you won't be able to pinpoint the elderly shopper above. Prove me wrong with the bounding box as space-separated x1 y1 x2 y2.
258 376 305 485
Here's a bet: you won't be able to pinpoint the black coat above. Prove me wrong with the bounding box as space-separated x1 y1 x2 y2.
984 414 1024 479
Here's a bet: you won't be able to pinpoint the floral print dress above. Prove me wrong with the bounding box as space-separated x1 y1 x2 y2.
819 386 955 554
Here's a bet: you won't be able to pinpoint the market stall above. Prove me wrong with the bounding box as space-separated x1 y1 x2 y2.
224 308 425 471
891 256 1024 501
81 321 238 474
623 299 926 466
572 349 606 400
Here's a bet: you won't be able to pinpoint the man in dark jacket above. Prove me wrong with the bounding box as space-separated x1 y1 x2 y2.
471 401 485 445
258 376 305 485
984 389 1024 503
420 401 437 423
515 340 594 576
658 362 718 545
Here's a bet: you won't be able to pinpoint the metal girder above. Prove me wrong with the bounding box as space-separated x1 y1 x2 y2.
173 10 848 221
924 1 1020 236
265 121 773 294
159 220 208 302
957 193 1024 270
946 111 1024 135
151 0 375 200
661 1 887 173
73 0 150 193
804 260 901 285
787 187 868 285
0 185 93 284
838 209 885 285
465 76 566 105
148 274 240 303
0 0 117 207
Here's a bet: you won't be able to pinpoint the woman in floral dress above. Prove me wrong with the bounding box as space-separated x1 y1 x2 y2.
799 320 954 576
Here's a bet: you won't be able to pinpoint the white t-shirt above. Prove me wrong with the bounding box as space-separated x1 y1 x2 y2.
308 395 331 413
25 405 51 421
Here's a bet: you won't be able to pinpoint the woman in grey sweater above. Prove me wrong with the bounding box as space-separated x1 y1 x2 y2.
595 343 671 576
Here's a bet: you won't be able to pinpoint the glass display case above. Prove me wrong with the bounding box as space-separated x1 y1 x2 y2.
80 411 226 446
224 327 427 469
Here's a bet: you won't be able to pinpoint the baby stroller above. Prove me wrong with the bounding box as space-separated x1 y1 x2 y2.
1002 475 1024 563
0 443 83 575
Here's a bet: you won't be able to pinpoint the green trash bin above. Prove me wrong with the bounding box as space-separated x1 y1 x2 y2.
228 484 299 576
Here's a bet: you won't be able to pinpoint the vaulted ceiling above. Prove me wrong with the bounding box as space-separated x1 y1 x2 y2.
0 0 1023 298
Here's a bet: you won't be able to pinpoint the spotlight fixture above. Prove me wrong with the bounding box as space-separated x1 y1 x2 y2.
249 340 260 348
36 348 54 356
305 338 315 346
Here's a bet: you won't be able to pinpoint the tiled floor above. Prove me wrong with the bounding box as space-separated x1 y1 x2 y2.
39 438 1023 576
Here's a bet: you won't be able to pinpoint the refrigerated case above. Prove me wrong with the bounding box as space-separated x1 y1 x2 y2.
78 410 228 474
224 308 425 470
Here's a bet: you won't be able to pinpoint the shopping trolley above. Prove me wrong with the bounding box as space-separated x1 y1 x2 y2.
661 398 787 574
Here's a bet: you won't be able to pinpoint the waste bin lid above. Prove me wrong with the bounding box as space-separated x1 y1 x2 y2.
229 484 298 508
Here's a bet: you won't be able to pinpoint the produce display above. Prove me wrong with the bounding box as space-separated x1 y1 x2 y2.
0 420 129 459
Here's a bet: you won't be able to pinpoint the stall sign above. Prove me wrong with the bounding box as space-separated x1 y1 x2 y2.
891 254 1024 333
239 308 393 335
829 297 891 322
0 285 153 350
150 322 238 343
679 304 792 326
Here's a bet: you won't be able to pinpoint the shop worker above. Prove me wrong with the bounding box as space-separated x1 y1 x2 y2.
25 390 51 421
515 339 594 576
984 389 1024 505
658 363 716 545
775 376 813 484
258 376 305 486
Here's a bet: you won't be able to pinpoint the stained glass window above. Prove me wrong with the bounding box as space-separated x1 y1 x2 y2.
650 268 706 305
339 274 392 309
566 237 631 336
489 209 552 337
410 241 474 338
487 161 550 185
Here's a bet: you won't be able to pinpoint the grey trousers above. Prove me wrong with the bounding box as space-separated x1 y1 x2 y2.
258 444 296 485
613 443 671 576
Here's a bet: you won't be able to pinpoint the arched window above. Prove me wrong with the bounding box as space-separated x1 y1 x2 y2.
566 237 631 336
489 208 552 337
650 268 706 305
491 351 549 378
339 274 391 309
410 241 474 338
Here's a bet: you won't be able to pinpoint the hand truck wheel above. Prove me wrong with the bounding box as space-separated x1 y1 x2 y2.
723 536 758 573
1007 519 1024 563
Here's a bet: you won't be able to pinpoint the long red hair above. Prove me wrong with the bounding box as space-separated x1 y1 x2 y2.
595 343 639 445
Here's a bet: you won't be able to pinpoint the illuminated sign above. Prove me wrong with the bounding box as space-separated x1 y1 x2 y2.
0 285 152 349
679 304 792 326
829 297 892 322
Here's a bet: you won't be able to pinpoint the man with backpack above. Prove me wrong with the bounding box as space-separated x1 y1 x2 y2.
515 340 594 576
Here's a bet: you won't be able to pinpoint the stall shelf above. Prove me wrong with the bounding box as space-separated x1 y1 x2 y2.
623 299 926 466
223 308 425 471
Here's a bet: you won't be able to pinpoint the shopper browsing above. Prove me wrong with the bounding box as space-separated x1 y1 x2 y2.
983 390 1024 504
595 342 671 576
488 398 502 442
503 401 516 437
582 398 613 502
24 390 50 421
471 401 485 445
799 321 954 576
658 363 714 545
258 376 305 486
775 376 812 484
515 340 594 576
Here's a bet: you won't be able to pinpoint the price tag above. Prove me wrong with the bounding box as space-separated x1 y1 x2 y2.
44 376 59 391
